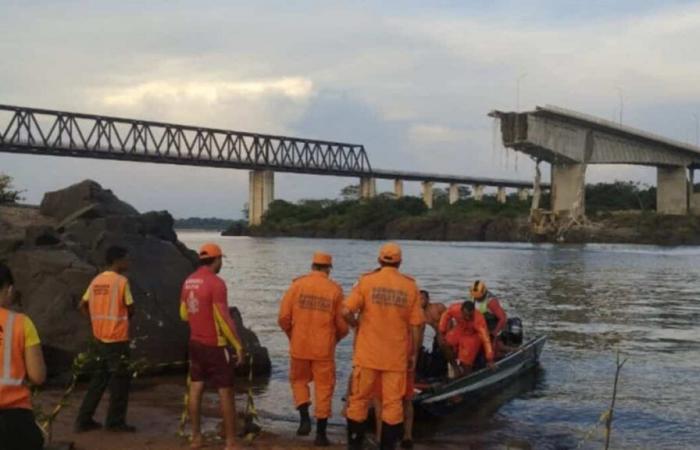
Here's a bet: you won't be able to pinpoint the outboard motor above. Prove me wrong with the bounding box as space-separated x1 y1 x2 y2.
503 317 523 345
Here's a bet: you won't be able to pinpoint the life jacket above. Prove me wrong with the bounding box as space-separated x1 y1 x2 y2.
0 308 31 409
87 271 130 342
474 293 498 331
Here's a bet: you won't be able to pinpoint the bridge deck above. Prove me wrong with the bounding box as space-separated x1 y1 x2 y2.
0 104 539 188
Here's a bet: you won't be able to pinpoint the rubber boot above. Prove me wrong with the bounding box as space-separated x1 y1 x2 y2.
314 418 330 447
346 419 365 450
297 403 312 436
380 422 404 450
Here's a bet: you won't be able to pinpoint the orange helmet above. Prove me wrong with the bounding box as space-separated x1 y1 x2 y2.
312 251 333 266
378 243 402 264
199 243 224 260
470 280 487 300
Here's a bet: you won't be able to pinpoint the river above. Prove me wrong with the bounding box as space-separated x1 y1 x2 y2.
179 232 700 449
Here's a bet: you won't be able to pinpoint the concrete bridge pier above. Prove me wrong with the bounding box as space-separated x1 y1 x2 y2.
517 188 530 201
394 179 404 198
657 166 688 215
422 181 434 209
473 185 484 201
551 162 586 218
496 187 507 204
448 183 459 204
359 177 377 199
248 170 274 226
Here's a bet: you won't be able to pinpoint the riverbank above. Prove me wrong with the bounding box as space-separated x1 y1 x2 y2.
223 197 700 245
39 375 345 449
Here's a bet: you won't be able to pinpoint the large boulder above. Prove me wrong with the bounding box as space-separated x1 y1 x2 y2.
40 180 138 222
1 180 271 379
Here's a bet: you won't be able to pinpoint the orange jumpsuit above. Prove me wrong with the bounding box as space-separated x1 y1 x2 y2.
278 271 349 419
439 303 493 367
475 295 507 337
345 267 424 425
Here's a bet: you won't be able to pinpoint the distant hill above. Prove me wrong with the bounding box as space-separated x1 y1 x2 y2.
174 217 235 231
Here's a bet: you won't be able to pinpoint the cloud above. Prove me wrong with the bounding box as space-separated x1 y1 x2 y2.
99 77 314 107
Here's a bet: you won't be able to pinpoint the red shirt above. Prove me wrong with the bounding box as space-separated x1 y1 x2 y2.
180 266 240 349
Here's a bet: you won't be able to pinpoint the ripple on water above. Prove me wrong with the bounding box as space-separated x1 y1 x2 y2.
179 233 700 449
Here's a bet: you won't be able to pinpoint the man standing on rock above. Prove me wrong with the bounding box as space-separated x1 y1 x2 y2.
278 251 349 447
75 245 136 433
180 243 245 450
343 243 424 450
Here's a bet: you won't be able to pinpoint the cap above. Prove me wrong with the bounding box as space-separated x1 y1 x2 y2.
199 243 224 260
378 242 402 264
470 280 487 299
312 251 333 266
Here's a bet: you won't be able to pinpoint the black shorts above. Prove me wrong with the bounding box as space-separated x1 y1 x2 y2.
189 341 234 389
0 408 44 450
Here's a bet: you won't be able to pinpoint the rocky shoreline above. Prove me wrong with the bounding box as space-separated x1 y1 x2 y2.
0 180 271 380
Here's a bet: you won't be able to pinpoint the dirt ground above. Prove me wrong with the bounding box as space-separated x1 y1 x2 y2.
38 375 345 450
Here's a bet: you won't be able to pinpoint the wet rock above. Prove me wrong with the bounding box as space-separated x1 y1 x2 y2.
230 307 272 378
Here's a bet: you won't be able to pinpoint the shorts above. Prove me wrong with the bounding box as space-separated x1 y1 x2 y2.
373 370 415 400
189 340 233 388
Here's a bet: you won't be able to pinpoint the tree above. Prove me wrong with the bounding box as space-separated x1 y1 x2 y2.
458 185 472 199
0 173 23 204
340 184 359 201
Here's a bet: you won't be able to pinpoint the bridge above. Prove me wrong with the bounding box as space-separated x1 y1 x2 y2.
0 104 542 224
490 105 700 217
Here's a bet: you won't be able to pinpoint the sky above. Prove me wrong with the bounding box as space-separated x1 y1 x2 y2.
1 0 699 219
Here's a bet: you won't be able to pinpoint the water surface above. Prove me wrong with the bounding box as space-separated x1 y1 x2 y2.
179 233 700 449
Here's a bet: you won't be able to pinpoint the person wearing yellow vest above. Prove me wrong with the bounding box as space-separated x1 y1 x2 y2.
0 263 46 450
75 245 136 433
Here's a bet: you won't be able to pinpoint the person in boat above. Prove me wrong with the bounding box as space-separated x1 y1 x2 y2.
416 290 451 378
470 281 508 356
438 301 494 376
470 281 507 339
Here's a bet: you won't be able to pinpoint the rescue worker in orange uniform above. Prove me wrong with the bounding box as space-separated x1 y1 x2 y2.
438 301 494 376
470 281 507 339
343 243 424 450
0 263 47 450
278 252 349 447
180 243 245 450
75 245 136 433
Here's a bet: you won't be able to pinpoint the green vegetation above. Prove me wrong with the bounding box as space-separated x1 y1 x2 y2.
0 173 23 204
585 181 656 214
174 217 236 230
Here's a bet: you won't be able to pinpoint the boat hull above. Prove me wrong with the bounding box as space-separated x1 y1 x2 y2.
413 335 547 417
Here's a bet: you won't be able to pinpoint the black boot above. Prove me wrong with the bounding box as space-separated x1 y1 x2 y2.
380 422 404 450
346 419 366 450
297 403 312 436
314 418 330 447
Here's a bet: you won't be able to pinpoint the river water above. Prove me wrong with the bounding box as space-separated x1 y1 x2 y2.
179 232 700 449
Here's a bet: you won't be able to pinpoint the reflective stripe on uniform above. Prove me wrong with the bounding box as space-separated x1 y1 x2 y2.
91 279 127 322
0 311 23 386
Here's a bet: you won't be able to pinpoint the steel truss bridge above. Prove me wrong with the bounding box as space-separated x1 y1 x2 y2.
0 104 539 188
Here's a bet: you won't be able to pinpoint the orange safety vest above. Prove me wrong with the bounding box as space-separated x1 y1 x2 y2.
87 272 130 342
0 309 31 409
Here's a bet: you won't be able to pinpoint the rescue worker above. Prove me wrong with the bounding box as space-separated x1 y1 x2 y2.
470 280 507 339
438 301 494 376
0 263 46 450
180 243 245 450
75 245 136 433
343 243 424 450
278 251 349 447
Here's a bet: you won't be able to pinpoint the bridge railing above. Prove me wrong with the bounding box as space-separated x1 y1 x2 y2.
0 104 372 174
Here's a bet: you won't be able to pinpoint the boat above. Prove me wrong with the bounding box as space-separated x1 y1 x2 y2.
412 335 547 417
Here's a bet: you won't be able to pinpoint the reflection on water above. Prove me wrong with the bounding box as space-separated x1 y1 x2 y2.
179 233 700 449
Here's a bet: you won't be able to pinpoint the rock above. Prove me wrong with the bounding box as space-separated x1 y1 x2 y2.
40 180 138 221
2 180 272 379
229 307 272 378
